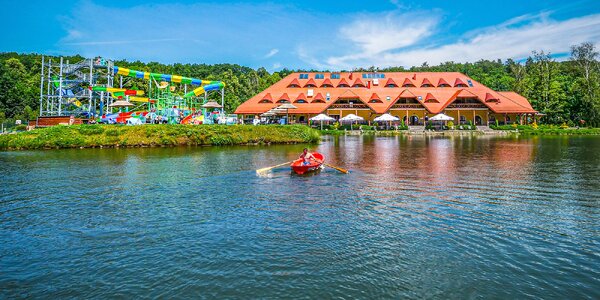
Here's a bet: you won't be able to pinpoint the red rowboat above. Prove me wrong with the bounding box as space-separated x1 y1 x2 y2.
291 152 324 175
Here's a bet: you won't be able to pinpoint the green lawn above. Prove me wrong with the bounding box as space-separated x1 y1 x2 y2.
0 124 321 150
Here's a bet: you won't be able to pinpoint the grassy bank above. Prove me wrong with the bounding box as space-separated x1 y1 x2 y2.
0 124 321 150
491 124 600 135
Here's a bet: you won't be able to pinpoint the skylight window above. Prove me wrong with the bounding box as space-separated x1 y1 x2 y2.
315 74 324 79
299 74 309 79
331 73 341 79
362 73 385 79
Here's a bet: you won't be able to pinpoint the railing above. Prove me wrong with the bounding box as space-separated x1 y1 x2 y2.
329 104 369 109
390 104 424 109
446 104 487 109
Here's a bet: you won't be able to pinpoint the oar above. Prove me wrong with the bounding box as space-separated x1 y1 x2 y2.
323 163 349 174
256 161 293 174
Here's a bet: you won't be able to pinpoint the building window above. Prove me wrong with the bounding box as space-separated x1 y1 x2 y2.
331 73 340 79
299 74 309 79
315 74 324 79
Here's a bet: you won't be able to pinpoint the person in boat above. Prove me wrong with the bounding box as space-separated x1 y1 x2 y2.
300 148 321 165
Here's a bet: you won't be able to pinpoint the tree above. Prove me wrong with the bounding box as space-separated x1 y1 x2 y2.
570 42 600 125
524 51 566 123
0 58 30 117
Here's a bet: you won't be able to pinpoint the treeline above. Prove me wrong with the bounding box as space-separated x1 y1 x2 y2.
0 42 598 125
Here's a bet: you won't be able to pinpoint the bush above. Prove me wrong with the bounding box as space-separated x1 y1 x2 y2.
14 125 27 131
560 122 569 129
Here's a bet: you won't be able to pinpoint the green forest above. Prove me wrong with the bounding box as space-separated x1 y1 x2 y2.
0 42 598 126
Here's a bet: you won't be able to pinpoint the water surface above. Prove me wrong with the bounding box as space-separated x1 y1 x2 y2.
1 135 599 298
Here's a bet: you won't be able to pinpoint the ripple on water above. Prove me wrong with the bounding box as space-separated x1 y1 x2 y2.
0 136 599 298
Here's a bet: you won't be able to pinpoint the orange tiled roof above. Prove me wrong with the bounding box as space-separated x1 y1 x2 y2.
234 72 537 115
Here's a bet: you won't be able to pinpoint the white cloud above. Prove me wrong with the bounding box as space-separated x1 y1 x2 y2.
264 48 279 58
321 12 600 69
324 11 438 69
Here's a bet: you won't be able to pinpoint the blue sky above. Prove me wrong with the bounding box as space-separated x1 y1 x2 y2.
3 0 600 70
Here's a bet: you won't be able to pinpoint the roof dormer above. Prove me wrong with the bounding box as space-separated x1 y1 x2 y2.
368 93 383 103
294 93 307 103
258 93 273 103
320 78 333 88
421 78 433 87
485 92 500 103
437 78 450 87
384 78 398 87
352 78 366 88
277 93 291 103
287 78 301 88
311 93 326 103
337 78 350 88
304 78 317 88
402 78 415 87
454 78 468 87
424 93 438 103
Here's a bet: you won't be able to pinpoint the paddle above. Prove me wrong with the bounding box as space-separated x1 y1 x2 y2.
256 161 293 175
323 163 349 174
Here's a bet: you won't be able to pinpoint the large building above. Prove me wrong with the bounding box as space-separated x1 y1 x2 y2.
235 72 537 126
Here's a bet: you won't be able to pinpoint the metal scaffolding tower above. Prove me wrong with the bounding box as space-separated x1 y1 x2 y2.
39 56 114 117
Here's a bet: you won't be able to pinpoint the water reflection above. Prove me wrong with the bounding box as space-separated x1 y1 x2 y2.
0 135 599 298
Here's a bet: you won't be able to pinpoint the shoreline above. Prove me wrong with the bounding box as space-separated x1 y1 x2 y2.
319 128 600 136
2 124 599 151
0 124 320 151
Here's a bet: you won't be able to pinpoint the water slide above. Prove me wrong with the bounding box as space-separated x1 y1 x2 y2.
112 66 225 98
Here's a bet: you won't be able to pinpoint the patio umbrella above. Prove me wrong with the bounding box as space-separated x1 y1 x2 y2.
108 100 134 108
278 103 297 124
429 113 454 121
339 114 364 130
374 113 400 129
430 113 454 129
310 113 335 130
268 108 287 114
201 101 223 108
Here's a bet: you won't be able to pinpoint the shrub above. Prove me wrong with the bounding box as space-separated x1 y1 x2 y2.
532 122 539 130
14 125 27 131
560 122 569 129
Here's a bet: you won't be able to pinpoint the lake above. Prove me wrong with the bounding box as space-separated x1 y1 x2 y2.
1 135 599 298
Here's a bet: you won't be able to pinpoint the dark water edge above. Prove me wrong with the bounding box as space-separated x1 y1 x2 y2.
1 135 599 299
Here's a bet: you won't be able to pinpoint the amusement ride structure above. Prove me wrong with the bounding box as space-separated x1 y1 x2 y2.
38 56 226 124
